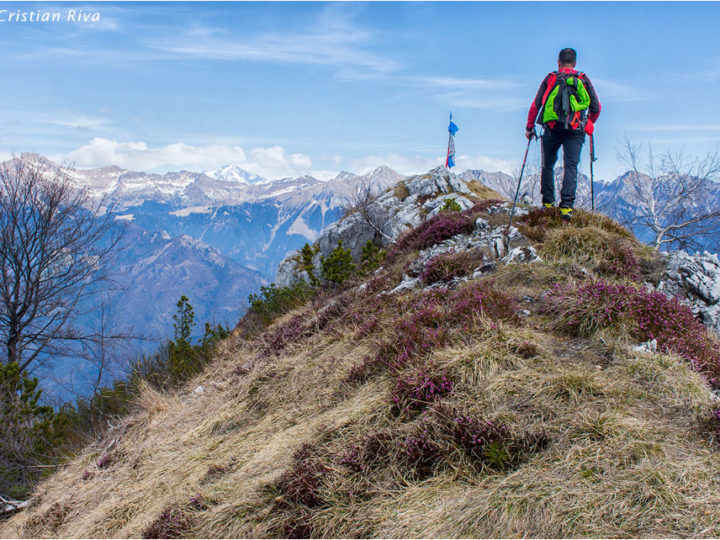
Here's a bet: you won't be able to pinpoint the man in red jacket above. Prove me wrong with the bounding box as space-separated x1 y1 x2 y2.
526 48 601 221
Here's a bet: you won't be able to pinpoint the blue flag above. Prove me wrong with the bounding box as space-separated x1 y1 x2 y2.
446 113 458 168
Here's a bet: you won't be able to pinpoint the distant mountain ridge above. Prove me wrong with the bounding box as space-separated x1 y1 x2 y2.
15 153 403 211
4 154 405 397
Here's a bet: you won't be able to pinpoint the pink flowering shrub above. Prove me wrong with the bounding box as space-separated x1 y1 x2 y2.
346 282 518 383
390 369 454 415
404 433 442 478
710 408 720 438
275 443 330 508
337 431 395 474
280 508 315 539
260 292 357 356
544 280 720 387
446 281 519 325
388 212 475 258
451 414 548 471
419 250 483 284
261 313 313 356
142 495 207 539
96 454 112 469
337 443 363 473
597 241 641 280
142 505 191 539
453 415 511 463
462 199 505 215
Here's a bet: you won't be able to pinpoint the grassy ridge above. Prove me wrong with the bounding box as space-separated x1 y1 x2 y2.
3 204 720 538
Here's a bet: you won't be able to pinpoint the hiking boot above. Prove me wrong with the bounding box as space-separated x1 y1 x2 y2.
560 207 573 222
542 202 555 210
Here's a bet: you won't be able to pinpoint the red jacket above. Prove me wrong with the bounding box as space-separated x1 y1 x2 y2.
526 67 601 131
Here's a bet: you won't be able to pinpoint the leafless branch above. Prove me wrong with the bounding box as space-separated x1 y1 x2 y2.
618 139 720 251
341 177 393 243
0 157 124 372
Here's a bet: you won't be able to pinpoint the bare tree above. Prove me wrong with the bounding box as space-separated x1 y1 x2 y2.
342 177 393 243
0 158 123 372
619 138 720 251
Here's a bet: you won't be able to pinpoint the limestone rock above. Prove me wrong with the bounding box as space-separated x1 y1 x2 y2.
659 250 720 334
501 246 542 265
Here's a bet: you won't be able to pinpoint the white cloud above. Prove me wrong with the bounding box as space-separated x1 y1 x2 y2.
49 114 111 131
432 92 527 111
413 76 520 91
410 75 526 111
58 138 315 179
454 154 516 174
149 7 399 78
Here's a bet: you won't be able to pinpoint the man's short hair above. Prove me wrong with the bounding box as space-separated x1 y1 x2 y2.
558 48 577 65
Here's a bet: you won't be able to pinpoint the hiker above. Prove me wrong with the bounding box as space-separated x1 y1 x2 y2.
526 47 601 221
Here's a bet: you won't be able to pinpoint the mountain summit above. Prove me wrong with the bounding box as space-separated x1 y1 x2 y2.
204 164 265 184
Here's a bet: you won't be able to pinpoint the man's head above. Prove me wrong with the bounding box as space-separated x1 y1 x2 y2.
558 48 577 69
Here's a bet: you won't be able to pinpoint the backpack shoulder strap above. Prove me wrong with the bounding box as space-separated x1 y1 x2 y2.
540 72 558 106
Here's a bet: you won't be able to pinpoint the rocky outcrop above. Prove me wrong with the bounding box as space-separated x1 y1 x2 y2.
658 250 720 334
317 212 378 260
276 167 486 287
275 166 539 289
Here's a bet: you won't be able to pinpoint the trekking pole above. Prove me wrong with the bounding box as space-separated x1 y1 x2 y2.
589 133 597 212
509 129 537 227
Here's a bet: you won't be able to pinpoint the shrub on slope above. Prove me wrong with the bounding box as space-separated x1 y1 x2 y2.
544 280 720 387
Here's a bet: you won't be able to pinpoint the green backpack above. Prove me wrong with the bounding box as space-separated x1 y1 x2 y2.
540 71 592 130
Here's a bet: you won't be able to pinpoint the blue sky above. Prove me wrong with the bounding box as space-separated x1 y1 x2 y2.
1 1 719 182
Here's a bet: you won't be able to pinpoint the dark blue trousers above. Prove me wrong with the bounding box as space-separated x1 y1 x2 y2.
540 126 585 209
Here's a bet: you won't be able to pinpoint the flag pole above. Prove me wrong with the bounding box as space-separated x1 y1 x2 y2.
445 112 452 167
445 132 452 167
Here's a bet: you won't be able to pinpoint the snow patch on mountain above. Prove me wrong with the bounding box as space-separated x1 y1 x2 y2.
169 206 212 217
288 214 318 241
205 164 265 184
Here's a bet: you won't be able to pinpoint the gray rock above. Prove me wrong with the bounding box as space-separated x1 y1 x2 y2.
493 237 506 259
475 217 489 230
275 255 301 288
501 246 542 265
389 274 421 294
488 204 509 215
471 262 497 278
425 194 475 218
403 166 472 197
660 250 720 334
275 167 539 287
318 211 377 260
633 339 658 354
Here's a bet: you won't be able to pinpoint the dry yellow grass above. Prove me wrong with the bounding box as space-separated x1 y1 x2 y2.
2 206 720 538
466 181 505 202
3 309 719 538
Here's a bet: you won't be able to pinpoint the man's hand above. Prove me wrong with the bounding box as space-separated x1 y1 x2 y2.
525 127 537 140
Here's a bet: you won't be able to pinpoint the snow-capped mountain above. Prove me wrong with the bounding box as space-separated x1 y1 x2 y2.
205 164 265 184
13 153 403 213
